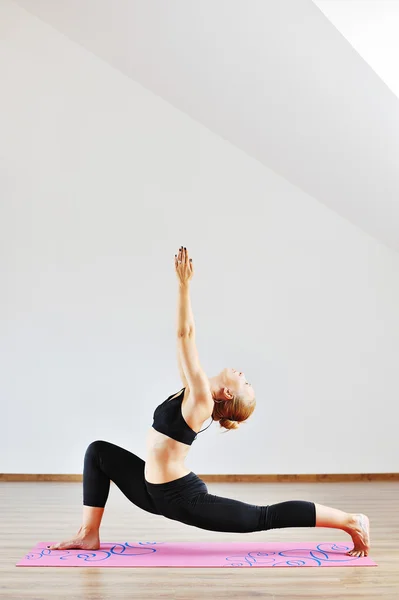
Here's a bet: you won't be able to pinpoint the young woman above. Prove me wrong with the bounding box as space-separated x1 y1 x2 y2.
49 246 370 558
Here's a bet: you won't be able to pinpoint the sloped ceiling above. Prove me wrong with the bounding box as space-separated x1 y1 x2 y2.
13 0 399 253
315 0 399 100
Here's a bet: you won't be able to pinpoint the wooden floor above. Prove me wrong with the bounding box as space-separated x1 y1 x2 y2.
1 480 398 599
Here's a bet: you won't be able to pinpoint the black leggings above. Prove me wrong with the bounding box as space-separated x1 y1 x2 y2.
83 440 316 533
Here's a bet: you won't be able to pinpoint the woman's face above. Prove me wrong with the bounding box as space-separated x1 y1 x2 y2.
222 368 255 400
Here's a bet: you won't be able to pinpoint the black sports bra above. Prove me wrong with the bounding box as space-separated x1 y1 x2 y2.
152 388 213 445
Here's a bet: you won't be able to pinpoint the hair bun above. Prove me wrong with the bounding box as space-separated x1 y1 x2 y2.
220 418 240 431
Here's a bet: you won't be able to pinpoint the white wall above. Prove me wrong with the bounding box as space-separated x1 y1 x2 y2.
1 0 398 475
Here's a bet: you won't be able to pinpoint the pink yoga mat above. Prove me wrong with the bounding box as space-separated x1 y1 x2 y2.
17 541 377 568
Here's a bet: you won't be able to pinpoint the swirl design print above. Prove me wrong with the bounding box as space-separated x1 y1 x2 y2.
224 543 368 567
20 542 165 566
17 541 377 568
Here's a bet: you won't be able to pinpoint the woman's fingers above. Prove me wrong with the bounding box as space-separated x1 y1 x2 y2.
175 247 193 280
178 246 186 263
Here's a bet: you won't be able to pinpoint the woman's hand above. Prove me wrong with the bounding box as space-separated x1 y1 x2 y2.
175 246 194 285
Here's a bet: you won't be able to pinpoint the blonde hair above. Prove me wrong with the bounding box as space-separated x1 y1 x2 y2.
212 391 256 432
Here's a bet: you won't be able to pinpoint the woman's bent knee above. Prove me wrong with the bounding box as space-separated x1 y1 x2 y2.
84 440 108 459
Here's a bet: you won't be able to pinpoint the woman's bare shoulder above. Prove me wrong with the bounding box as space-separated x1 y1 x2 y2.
183 387 213 429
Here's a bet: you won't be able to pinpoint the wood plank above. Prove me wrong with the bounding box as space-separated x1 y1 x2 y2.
1 472 398 482
1 480 397 599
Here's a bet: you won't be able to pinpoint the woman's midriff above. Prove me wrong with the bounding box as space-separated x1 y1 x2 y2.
144 427 192 484
145 387 213 484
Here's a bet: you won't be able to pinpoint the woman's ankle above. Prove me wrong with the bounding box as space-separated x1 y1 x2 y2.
79 524 100 535
342 513 357 534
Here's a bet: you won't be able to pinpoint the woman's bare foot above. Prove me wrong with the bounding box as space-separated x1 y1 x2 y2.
47 526 100 551
346 513 370 557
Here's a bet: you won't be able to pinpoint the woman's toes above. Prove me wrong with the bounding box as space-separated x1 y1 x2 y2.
48 543 63 550
48 540 78 551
